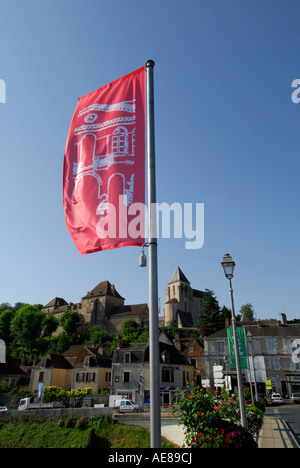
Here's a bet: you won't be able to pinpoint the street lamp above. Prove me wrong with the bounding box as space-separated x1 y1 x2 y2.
221 254 248 428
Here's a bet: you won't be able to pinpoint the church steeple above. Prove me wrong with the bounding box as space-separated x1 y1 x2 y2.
168 266 190 285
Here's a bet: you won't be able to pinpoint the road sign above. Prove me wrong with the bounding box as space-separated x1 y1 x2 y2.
214 378 224 385
213 365 223 372
202 379 210 388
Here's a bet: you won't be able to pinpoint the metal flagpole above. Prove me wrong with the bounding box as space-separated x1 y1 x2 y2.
145 59 161 448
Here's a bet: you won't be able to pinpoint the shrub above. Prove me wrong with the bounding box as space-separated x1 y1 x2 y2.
187 420 257 448
57 415 76 428
171 382 258 448
246 405 264 435
75 417 89 430
42 386 68 403
172 384 221 432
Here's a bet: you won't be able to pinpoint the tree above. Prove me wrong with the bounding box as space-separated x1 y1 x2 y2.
60 310 82 342
10 304 45 363
42 386 68 403
198 289 223 336
0 308 14 345
220 305 231 324
0 303 12 312
121 319 148 343
239 304 255 322
56 331 71 354
86 325 107 346
40 314 59 340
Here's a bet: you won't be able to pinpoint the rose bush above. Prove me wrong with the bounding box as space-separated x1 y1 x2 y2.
171 382 259 448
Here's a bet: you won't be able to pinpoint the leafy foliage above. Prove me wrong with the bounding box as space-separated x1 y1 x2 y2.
171 382 259 448
197 290 230 336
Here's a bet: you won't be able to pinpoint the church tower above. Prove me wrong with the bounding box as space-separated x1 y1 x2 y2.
164 267 196 328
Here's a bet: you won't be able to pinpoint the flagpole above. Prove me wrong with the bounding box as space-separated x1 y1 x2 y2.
146 59 161 448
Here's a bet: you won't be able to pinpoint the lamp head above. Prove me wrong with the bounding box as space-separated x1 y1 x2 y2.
221 253 235 279
139 247 147 267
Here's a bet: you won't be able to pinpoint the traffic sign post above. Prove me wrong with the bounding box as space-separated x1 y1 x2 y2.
213 365 224 388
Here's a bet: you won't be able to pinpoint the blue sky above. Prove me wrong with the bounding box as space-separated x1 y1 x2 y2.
0 0 299 320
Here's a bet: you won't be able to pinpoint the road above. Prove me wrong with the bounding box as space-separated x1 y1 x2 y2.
266 403 300 445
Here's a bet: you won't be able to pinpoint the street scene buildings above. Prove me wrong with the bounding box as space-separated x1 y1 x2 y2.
1 267 300 406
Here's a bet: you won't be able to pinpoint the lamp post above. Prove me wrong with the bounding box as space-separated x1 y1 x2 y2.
221 254 248 428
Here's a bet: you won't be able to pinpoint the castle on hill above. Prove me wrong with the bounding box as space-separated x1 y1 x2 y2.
42 267 206 334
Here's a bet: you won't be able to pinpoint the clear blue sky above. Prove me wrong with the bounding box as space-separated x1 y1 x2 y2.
0 0 299 320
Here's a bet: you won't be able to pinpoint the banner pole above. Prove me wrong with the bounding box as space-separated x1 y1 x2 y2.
145 59 161 448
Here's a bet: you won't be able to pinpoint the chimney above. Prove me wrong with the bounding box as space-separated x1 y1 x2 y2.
281 313 287 326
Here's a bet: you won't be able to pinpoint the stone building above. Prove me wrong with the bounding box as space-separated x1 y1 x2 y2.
42 280 149 336
172 333 205 387
204 314 300 396
30 345 112 397
111 335 194 407
163 267 205 328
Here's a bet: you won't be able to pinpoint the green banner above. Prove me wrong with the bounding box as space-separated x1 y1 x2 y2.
227 327 248 369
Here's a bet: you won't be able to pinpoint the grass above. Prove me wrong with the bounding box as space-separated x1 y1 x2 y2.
0 415 177 448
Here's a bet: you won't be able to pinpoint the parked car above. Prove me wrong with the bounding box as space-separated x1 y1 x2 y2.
290 393 300 404
0 406 8 412
271 393 283 405
118 399 141 413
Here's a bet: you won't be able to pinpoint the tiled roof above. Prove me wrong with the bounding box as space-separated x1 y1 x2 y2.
82 281 124 300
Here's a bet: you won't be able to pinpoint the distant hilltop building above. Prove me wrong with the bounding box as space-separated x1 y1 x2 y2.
43 267 207 334
42 281 149 335
164 267 207 328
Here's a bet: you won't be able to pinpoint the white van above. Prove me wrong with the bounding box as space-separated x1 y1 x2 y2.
117 399 140 413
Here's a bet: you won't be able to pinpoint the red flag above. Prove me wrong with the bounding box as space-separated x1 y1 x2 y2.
63 67 146 254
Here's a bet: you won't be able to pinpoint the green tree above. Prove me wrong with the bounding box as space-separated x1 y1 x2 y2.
0 308 14 344
10 304 45 363
239 303 255 321
60 310 82 342
41 314 59 340
86 326 107 346
121 319 149 343
220 305 231 324
42 386 68 403
198 289 223 336
0 303 12 312
56 331 71 354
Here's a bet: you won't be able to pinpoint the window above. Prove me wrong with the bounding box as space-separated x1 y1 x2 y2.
76 373 84 382
124 353 131 363
216 341 225 354
266 339 277 354
86 372 95 382
6 378 16 387
84 356 90 367
162 369 174 383
105 372 111 382
38 372 44 383
123 371 130 383
190 358 197 367
269 357 280 371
